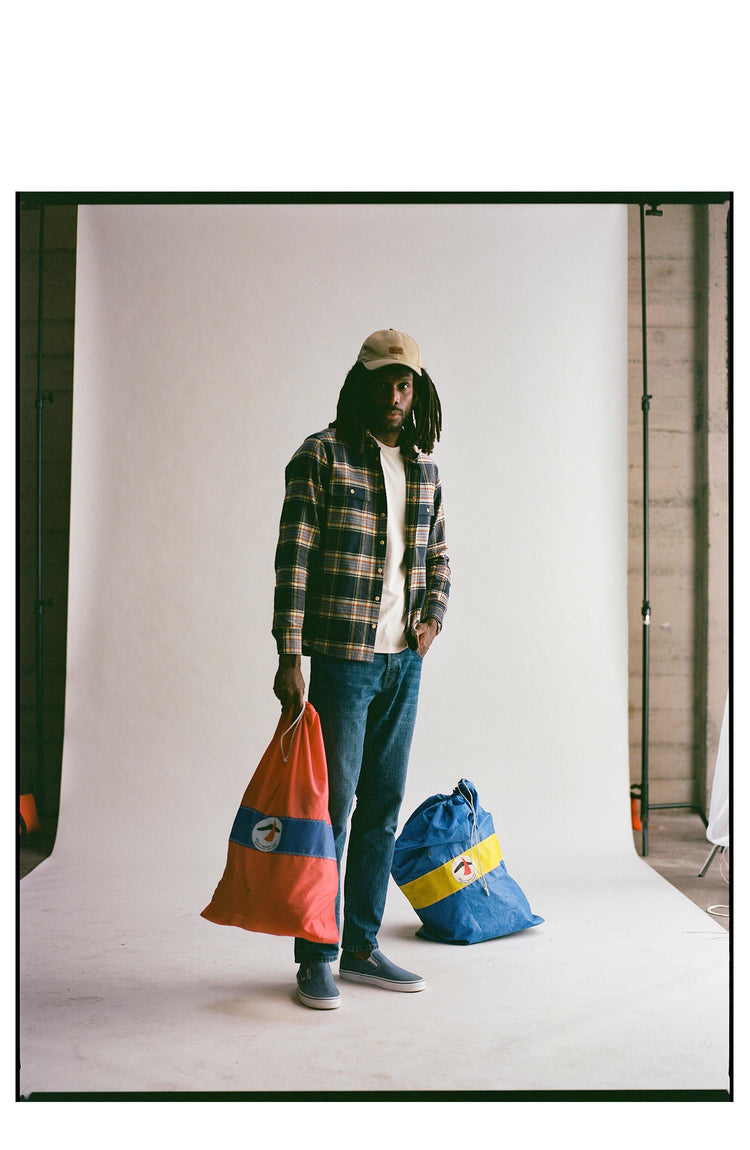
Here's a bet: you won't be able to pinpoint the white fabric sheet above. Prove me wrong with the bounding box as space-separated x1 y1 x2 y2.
707 694 730 847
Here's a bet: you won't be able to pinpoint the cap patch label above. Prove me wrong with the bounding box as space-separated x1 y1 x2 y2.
252 817 283 852
388 346 404 354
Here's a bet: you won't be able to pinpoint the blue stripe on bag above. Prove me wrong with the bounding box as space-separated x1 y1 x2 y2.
230 805 336 860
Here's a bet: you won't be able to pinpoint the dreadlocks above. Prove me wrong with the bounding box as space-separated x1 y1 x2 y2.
332 361 443 455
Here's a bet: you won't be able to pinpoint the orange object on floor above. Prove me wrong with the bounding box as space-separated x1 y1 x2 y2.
630 795 643 831
19 794 41 835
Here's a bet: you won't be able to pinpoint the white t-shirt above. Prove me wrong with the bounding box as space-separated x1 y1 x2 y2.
373 439 408 652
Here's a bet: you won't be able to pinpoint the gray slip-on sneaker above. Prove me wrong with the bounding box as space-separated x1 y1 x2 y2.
339 948 425 992
296 961 342 1010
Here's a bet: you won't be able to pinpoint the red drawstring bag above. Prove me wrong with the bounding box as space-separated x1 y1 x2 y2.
201 702 339 944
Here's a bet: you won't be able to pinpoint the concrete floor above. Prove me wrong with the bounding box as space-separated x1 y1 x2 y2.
21 807 730 927
19 817 59 882
630 808 730 931
20 800 731 1096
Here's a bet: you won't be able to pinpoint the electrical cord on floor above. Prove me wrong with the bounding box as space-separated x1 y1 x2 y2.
706 847 729 919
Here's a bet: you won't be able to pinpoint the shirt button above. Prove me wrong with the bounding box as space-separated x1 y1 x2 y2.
371 624 376 629
375 596 380 602
378 568 383 574
379 540 385 546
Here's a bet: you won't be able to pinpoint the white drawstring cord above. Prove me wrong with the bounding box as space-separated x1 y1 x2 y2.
461 782 490 895
280 705 306 762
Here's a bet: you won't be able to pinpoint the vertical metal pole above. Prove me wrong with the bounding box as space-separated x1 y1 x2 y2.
639 204 652 856
35 204 46 817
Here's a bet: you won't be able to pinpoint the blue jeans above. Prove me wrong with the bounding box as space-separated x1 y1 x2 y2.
294 648 423 964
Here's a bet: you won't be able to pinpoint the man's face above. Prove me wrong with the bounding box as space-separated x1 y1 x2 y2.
364 365 415 445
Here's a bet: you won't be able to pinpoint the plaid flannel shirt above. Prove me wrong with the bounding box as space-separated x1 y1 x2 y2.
273 426 450 661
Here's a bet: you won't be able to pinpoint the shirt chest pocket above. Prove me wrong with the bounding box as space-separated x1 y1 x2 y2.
328 483 369 551
343 484 367 508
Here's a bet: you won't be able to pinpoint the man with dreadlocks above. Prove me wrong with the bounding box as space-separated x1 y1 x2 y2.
272 329 450 1009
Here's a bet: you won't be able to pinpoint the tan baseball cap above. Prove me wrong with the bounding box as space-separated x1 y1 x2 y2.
356 328 423 375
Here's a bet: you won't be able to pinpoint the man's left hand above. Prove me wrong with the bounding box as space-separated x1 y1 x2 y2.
414 618 439 658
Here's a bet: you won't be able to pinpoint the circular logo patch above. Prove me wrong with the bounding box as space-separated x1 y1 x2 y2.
452 855 478 884
252 817 283 852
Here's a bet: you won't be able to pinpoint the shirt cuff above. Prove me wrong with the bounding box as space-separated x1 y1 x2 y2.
274 630 303 657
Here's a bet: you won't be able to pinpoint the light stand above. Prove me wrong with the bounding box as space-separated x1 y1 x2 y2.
631 201 709 857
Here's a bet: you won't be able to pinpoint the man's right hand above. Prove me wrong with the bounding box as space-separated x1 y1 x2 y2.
273 655 306 715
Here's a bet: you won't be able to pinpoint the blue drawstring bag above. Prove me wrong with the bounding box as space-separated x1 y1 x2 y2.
391 779 544 944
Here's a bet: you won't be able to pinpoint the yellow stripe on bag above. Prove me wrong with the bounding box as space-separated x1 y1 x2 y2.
398 834 503 910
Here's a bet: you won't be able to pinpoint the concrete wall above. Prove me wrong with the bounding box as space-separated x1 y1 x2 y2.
705 206 731 809
627 203 730 813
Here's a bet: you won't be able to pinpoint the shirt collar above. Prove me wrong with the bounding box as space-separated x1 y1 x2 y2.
366 430 420 461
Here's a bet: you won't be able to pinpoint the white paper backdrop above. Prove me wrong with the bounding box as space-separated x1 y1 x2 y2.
57 201 631 874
